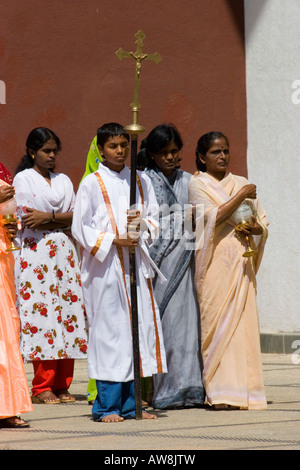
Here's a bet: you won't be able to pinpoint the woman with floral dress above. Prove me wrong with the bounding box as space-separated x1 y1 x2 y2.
13 127 88 404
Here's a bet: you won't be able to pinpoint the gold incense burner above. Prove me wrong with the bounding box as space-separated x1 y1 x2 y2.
232 201 257 258
0 199 21 251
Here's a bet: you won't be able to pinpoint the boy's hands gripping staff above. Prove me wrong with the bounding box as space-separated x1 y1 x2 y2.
112 209 141 247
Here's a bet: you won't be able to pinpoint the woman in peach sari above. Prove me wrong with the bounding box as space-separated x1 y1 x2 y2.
189 132 268 410
0 163 32 428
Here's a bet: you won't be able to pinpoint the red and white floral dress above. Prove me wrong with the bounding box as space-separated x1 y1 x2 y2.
13 168 88 362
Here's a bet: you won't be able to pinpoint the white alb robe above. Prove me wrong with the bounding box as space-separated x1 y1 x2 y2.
72 164 167 382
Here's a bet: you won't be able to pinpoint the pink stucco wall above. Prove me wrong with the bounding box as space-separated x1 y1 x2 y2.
0 0 247 189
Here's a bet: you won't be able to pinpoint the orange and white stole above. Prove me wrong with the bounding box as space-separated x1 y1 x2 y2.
92 171 163 375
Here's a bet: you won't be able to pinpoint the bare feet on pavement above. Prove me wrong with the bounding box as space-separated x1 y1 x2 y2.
99 411 157 422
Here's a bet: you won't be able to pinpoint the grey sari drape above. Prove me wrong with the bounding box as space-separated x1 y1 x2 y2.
146 167 204 409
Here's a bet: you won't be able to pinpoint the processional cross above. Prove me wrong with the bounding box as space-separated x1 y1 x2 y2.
116 29 162 134
115 31 162 419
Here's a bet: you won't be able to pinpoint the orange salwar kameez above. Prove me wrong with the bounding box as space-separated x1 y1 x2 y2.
0 177 32 419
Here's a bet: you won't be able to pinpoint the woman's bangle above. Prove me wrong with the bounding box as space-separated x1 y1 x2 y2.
52 210 55 222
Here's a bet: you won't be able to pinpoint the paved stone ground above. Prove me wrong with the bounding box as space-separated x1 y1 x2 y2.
0 353 299 451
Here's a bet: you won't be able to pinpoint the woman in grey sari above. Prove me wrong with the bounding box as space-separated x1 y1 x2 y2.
137 124 204 409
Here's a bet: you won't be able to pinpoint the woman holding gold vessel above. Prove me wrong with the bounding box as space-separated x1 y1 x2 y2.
0 163 32 428
189 132 268 410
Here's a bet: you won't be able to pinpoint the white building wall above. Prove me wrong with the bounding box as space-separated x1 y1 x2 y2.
244 0 300 333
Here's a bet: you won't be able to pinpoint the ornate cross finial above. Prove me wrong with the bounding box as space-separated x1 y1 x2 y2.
116 30 162 134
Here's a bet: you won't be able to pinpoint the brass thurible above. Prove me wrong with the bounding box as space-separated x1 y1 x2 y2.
1 213 21 251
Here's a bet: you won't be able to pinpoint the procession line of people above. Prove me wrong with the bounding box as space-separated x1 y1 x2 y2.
0 123 268 427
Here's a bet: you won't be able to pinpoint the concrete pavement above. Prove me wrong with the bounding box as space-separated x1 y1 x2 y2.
0 353 300 451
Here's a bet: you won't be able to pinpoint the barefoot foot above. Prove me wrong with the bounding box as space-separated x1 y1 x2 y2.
142 411 157 419
100 414 124 423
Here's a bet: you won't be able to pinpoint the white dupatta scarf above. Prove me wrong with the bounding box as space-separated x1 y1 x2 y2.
13 168 75 217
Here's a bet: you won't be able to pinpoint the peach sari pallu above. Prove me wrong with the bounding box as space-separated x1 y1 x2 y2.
189 172 268 410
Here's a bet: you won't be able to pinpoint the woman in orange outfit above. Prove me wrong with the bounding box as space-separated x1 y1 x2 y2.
0 163 32 428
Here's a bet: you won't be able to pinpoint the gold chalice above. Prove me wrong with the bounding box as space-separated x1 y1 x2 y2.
0 198 21 251
232 201 257 258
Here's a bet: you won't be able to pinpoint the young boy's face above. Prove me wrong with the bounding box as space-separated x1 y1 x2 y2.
98 135 129 173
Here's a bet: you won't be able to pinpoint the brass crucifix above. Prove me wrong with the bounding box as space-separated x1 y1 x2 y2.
115 30 162 420
116 30 162 134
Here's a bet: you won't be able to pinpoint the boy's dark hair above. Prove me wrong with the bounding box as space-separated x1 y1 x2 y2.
96 122 130 147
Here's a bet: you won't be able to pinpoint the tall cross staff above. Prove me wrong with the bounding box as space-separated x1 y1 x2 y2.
116 30 161 419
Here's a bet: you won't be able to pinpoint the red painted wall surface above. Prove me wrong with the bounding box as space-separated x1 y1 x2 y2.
0 0 247 190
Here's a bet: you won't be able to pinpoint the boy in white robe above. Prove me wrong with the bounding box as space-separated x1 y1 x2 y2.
72 123 167 422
